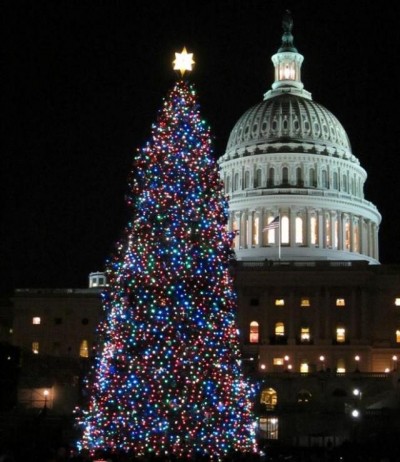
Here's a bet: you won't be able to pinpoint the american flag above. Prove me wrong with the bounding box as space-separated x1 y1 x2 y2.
263 216 280 231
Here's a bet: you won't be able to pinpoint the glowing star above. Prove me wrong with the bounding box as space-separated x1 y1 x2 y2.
173 47 195 76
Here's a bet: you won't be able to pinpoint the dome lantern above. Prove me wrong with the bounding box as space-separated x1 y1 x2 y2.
265 11 311 100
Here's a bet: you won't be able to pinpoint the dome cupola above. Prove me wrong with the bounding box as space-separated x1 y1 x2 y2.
218 12 381 264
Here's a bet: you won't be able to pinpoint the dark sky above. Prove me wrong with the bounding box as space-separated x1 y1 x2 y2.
3 0 400 293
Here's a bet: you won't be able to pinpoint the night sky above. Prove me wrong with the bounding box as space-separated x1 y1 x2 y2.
3 1 400 293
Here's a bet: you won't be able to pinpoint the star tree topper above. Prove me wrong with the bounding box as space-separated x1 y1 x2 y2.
173 47 195 76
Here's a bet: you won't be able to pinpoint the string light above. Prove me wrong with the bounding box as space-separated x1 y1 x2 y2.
76 79 256 459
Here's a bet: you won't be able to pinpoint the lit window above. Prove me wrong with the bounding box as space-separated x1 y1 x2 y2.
281 216 289 244
396 330 400 344
273 357 284 366
275 322 285 336
32 317 41 325
80 340 89 358
300 327 310 342
336 327 346 343
300 362 309 374
336 359 346 373
275 299 285 306
32 342 39 354
310 216 317 244
260 388 277 410
336 298 346 307
295 217 303 244
249 321 259 344
259 417 279 439
395 298 400 306
300 297 310 307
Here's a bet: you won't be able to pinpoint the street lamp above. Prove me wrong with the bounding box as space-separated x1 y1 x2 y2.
43 389 49 409
319 355 325 371
354 355 360 371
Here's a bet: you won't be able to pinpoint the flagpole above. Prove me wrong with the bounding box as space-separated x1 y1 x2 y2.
278 213 281 261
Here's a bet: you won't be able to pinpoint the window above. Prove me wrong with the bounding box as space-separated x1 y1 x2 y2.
80 340 89 358
32 317 41 325
275 322 285 336
249 321 259 344
32 342 39 354
259 417 279 439
395 298 400 306
300 327 310 342
281 216 289 244
255 169 262 188
295 217 303 244
336 327 346 343
275 299 285 306
260 388 277 410
282 167 289 184
336 298 346 307
300 297 310 307
54 318 62 325
396 330 400 344
273 358 284 366
244 170 250 189
336 359 346 373
300 362 309 374
310 215 318 245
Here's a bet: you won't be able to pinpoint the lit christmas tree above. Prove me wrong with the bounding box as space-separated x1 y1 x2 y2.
76 49 256 459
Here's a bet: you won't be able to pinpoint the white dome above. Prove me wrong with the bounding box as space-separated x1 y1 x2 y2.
219 14 381 264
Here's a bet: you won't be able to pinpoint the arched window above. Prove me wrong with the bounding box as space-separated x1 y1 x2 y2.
322 170 328 188
233 172 240 191
282 167 289 185
268 168 275 187
267 216 276 244
295 216 303 244
260 387 277 410
309 168 316 187
225 176 230 193
296 167 302 186
255 169 262 188
353 221 359 252
345 219 351 250
325 213 331 247
333 172 338 189
250 321 259 344
281 216 289 244
244 170 250 189
396 330 400 343
232 215 239 249
275 322 285 336
80 340 89 358
310 215 318 245
342 175 348 192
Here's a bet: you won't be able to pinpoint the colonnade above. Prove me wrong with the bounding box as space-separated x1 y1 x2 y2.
228 207 379 260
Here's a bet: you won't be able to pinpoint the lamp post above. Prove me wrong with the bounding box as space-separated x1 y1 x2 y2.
354 355 360 372
392 355 398 371
43 389 49 410
319 355 325 372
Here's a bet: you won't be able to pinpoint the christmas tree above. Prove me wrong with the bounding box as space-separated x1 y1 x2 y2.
76 50 256 460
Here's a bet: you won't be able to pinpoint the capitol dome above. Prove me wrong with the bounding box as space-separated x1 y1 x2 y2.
218 12 381 264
